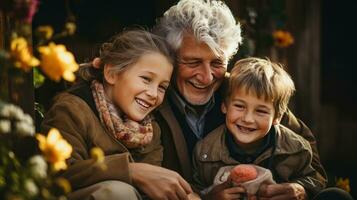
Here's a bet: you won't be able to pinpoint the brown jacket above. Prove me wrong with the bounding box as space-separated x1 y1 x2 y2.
155 95 327 186
41 91 163 191
192 124 325 198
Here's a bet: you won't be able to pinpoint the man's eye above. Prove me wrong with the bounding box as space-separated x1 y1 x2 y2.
211 62 225 68
180 61 200 68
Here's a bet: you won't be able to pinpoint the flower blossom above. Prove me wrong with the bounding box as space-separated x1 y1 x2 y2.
36 128 72 171
29 155 48 179
38 43 79 82
272 30 294 48
336 177 351 193
10 37 40 71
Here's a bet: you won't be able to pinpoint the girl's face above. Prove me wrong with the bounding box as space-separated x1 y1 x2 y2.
105 52 173 121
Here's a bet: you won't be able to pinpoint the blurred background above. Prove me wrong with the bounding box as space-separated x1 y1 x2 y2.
2 0 356 198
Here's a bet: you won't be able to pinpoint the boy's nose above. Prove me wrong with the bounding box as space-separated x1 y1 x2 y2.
242 111 254 123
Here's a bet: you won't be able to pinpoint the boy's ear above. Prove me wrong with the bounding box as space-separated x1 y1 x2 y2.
273 116 281 125
103 64 116 85
221 102 227 114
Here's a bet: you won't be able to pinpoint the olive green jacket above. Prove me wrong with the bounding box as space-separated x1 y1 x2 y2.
192 124 325 198
155 96 327 186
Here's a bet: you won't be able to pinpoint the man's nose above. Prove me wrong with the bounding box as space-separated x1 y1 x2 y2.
196 63 214 85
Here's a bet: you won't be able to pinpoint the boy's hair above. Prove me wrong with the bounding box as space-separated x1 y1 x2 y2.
226 57 295 119
79 28 174 81
154 0 242 59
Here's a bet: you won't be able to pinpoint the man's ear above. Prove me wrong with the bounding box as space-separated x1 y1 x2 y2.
103 64 116 85
221 102 227 114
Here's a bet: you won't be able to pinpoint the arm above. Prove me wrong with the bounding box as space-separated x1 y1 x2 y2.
42 93 192 199
258 136 324 200
280 108 327 186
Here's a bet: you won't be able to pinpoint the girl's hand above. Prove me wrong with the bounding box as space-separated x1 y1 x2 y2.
205 180 246 200
129 163 192 200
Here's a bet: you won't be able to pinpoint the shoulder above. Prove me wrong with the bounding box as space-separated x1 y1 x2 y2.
195 124 225 157
50 92 93 114
275 124 312 154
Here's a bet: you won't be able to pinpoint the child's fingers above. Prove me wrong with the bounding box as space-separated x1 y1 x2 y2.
225 185 246 194
225 192 244 199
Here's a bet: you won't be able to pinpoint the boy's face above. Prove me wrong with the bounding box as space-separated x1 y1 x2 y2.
222 87 279 150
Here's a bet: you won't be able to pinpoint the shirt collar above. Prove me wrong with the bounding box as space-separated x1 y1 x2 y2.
168 88 216 117
226 126 276 163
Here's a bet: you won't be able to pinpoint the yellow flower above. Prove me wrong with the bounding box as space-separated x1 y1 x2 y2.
64 22 76 35
336 177 351 193
38 43 79 82
90 147 104 163
10 37 40 71
272 30 294 48
55 177 71 194
90 147 107 171
36 128 72 171
35 26 54 40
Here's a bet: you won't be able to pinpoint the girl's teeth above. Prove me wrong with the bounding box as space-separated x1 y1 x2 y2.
136 99 150 108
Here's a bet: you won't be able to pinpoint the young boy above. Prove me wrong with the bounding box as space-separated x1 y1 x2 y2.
192 57 324 199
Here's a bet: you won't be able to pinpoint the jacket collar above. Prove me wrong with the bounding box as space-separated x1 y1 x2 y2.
157 98 193 179
197 124 308 165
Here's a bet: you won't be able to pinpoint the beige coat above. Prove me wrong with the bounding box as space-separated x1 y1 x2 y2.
42 92 163 191
192 124 325 198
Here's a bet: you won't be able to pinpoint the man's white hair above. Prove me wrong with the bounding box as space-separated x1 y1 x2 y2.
155 0 242 59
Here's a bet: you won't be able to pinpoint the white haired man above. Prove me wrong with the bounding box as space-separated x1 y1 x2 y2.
153 0 353 199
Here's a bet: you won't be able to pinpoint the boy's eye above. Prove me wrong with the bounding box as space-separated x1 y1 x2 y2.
234 104 245 110
256 109 269 114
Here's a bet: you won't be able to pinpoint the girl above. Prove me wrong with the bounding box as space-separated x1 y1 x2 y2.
41 29 192 200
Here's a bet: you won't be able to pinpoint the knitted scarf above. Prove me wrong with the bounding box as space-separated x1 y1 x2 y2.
91 80 153 149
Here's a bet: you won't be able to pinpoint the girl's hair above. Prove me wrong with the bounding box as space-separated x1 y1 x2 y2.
226 57 295 119
154 0 242 59
79 29 174 81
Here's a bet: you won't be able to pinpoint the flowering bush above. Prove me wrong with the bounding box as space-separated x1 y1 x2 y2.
0 101 72 200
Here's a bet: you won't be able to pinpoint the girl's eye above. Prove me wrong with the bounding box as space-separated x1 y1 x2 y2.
141 76 151 82
158 85 168 93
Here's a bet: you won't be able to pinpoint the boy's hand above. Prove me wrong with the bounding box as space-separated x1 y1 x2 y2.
257 183 307 200
205 180 246 200
129 163 192 200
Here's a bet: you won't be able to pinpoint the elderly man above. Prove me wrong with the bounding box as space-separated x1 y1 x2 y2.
154 0 353 199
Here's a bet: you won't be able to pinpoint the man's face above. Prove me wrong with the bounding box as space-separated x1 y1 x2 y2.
175 34 228 105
